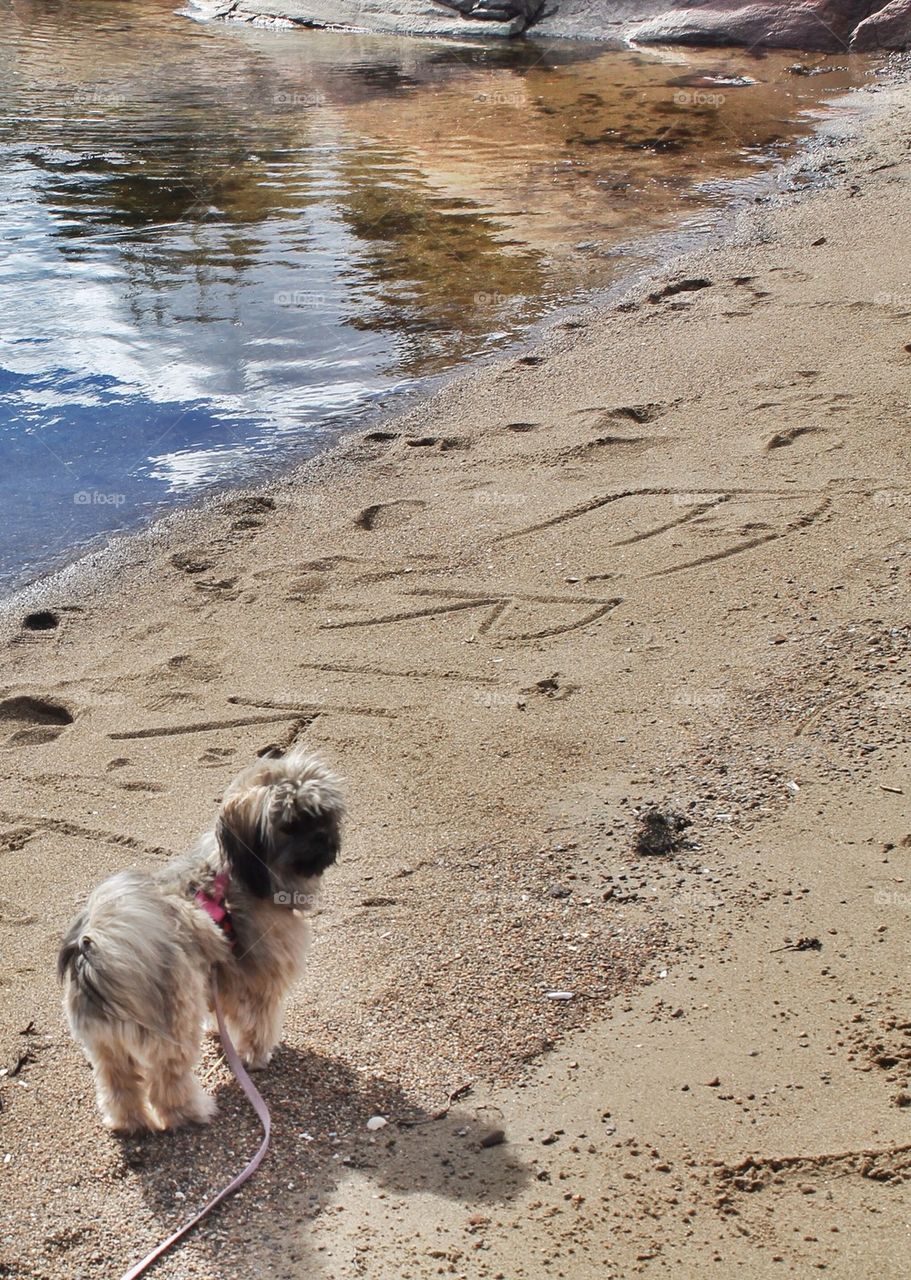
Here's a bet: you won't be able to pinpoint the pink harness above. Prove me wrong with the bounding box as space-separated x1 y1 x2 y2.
194 871 237 949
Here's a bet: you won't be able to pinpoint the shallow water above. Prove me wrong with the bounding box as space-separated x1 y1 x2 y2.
0 0 871 593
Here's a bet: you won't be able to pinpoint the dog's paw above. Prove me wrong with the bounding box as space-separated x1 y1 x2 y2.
240 1047 273 1071
101 1109 156 1135
188 1090 218 1126
154 1088 217 1130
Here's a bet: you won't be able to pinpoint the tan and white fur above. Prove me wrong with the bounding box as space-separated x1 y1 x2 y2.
58 749 344 1133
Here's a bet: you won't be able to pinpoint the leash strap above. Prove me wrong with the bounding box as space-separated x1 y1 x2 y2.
119 975 271 1280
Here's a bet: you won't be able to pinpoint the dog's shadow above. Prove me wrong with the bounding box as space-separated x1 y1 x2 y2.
117 1043 531 1276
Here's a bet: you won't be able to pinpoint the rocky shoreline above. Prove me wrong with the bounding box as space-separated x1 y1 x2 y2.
204 0 911 51
633 1 911 52
197 0 668 41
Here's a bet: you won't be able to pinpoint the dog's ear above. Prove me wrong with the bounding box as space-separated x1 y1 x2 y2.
216 814 272 899
57 932 82 983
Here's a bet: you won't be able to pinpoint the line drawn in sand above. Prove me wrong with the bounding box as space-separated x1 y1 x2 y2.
299 661 500 685
493 486 834 577
0 808 171 857
320 588 622 641
109 697 398 743
612 496 728 548
227 696 397 719
109 712 310 741
649 496 832 578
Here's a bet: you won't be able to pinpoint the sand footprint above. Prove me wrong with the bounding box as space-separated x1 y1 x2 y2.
225 494 276 532
648 277 712 304
0 695 74 747
0 897 37 925
0 827 36 853
170 550 215 575
20 610 60 633
403 435 468 451
764 425 823 451
558 435 658 462
359 430 467 452
574 403 670 427
355 500 426 531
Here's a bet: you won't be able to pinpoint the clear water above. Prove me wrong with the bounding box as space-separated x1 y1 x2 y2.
0 0 870 593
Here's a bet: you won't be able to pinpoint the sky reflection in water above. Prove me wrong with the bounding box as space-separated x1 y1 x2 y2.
0 0 870 591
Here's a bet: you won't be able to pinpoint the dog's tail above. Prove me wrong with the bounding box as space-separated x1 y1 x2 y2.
58 871 179 1037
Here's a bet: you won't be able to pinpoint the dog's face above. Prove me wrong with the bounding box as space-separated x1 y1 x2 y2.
216 750 344 901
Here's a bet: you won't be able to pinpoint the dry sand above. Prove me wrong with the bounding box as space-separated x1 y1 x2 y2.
1 67 911 1280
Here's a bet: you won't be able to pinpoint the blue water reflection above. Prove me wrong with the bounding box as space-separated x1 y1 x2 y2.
0 0 869 592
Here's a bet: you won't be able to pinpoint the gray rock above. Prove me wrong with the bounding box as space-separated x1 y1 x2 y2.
203 0 911 48
436 0 546 21
852 0 911 48
532 0 669 40
215 0 530 36
631 1 908 51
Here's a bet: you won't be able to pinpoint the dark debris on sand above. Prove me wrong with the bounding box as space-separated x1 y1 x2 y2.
633 807 692 856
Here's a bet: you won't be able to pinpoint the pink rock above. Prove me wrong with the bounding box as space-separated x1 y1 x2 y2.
851 0 911 47
631 1 876 51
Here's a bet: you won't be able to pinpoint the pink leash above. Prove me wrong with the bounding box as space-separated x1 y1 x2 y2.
119 975 271 1280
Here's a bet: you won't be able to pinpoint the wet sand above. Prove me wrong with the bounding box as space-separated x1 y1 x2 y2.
1 68 911 1280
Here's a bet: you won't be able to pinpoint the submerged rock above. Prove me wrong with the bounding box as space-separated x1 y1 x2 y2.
631 1 910 51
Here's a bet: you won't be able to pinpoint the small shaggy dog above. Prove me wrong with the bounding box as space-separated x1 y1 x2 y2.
58 749 344 1133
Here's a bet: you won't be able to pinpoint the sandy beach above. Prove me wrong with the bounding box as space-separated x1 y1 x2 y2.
2 63 911 1280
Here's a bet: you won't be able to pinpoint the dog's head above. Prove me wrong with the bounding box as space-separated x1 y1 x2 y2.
216 749 344 901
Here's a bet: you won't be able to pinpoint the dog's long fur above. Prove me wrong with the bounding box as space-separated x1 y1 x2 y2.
58 749 344 1133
